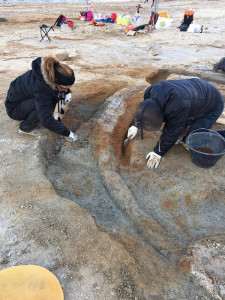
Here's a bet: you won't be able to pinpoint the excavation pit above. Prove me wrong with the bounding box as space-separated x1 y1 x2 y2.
42 76 225 300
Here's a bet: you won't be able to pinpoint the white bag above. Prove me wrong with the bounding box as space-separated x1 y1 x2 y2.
187 23 194 32
187 23 201 33
194 24 201 33
155 17 173 29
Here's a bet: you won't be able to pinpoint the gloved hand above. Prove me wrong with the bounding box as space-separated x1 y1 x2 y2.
64 92 72 104
146 152 161 169
127 125 138 140
67 131 78 142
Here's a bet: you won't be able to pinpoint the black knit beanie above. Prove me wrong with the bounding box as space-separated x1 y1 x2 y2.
54 66 75 86
135 98 163 138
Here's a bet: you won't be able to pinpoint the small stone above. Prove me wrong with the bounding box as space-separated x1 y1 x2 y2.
192 58 200 63
207 278 213 284
219 285 225 296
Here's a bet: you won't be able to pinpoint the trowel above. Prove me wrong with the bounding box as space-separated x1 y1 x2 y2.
122 136 131 155
124 135 133 147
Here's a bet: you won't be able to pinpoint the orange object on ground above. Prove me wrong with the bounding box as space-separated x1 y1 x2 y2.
96 23 107 27
89 19 96 25
0 265 64 300
158 11 170 18
125 26 136 32
89 19 107 27
185 10 194 16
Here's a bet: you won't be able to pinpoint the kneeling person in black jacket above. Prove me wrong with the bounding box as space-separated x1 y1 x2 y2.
127 78 224 169
5 56 77 142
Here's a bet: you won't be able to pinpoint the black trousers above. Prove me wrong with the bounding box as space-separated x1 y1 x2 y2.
6 98 40 132
187 95 224 135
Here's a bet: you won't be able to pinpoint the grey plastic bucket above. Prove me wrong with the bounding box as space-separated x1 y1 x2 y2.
186 129 225 168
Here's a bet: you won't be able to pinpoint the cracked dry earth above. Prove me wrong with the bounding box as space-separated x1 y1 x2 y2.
1 1 225 299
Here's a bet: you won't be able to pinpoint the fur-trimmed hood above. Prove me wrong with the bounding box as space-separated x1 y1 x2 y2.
6 57 70 137
32 57 57 90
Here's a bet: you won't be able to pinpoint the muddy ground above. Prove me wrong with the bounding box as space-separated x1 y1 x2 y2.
0 0 225 299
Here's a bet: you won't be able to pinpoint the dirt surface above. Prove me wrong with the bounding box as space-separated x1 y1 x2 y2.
1 1 225 299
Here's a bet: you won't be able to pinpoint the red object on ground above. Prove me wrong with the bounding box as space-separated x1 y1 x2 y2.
79 16 87 21
96 23 107 27
61 16 67 23
67 21 74 28
111 13 117 22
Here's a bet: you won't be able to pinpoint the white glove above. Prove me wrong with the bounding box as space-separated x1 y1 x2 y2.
127 125 138 140
146 152 161 169
67 131 78 142
54 112 59 120
64 92 72 104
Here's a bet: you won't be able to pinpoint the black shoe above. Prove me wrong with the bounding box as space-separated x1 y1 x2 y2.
217 130 225 138
213 62 221 73
213 57 225 73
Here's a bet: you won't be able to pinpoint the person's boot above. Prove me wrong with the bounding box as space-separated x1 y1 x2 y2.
217 130 225 138
213 57 225 73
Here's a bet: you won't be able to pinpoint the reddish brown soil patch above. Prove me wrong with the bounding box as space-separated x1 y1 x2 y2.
63 78 129 133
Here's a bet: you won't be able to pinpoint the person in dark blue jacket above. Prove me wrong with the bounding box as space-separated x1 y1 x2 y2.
5 56 77 141
127 78 224 169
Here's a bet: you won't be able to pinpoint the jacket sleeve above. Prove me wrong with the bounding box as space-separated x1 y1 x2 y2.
35 89 70 136
154 104 190 156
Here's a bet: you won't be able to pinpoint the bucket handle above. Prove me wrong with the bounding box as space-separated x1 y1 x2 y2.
189 128 222 136
187 128 223 143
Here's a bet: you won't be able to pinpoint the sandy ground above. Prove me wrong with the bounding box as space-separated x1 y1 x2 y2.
1 0 225 299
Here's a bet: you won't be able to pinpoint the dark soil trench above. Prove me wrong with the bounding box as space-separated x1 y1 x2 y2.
43 70 171 229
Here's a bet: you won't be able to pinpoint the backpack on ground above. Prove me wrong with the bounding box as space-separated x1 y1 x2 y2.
179 10 194 31
55 15 68 27
148 12 159 26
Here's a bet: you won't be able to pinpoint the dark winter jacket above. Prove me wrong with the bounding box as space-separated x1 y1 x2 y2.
136 78 224 156
5 57 70 136
222 59 225 72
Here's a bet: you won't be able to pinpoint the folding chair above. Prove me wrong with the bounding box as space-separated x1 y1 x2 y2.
39 24 55 42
